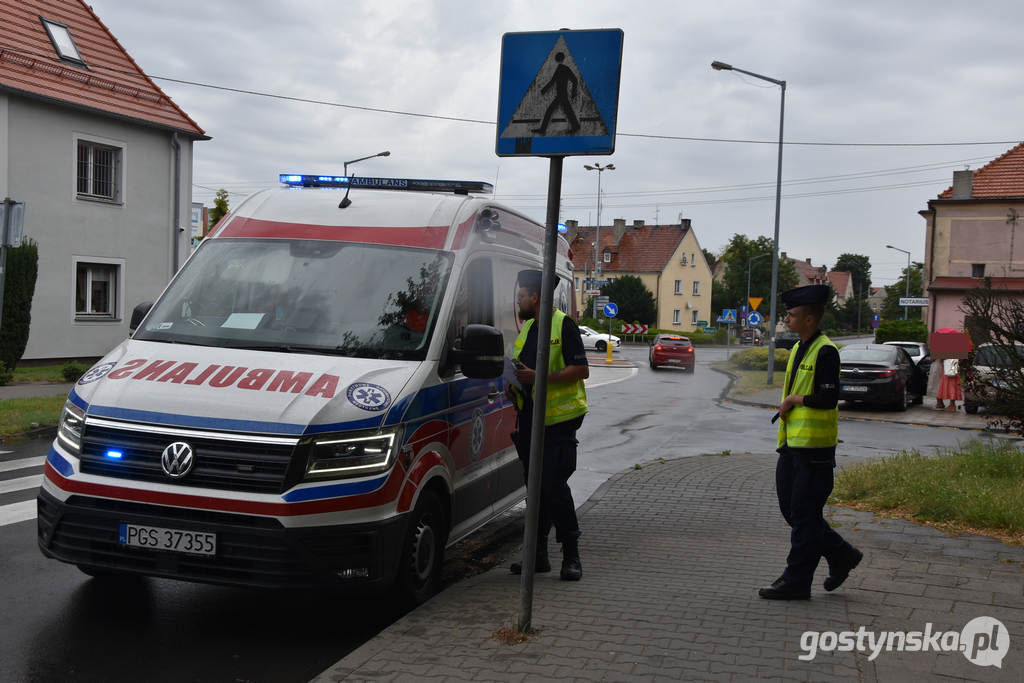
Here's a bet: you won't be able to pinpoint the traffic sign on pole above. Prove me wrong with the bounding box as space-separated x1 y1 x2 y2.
603 302 618 317
747 311 763 327
748 297 763 312
718 309 737 324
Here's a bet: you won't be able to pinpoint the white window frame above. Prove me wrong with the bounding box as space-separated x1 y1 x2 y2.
72 255 125 323
691 253 696 267
603 250 611 263
692 281 701 296
73 132 126 205
691 309 699 324
674 279 682 295
672 309 681 325
574 276 580 290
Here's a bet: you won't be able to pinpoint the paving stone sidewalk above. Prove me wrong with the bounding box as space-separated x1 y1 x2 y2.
314 455 1024 682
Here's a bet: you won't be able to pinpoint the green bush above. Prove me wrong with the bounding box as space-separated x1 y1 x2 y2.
874 319 927 344
728 346 791 371
62 362 89 383
0 361 12 386
0 238 39 372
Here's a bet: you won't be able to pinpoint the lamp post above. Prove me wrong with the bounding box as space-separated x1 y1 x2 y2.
886 244 911 321
343 150 390 177
712 60 785 385
584 162 614 318
746 252 771 321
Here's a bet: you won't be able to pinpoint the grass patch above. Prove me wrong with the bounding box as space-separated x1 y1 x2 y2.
713 362 784 396
11 363 73 383
0 395 66 438
831 439 1024 544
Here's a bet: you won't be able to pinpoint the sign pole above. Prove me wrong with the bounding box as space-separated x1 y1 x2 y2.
518 156 562 633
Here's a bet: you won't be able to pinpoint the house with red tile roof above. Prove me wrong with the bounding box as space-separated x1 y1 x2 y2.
1 0 207 360
780 252 829 287
827 270 854 306
565 218 713 331
920 143 1024 333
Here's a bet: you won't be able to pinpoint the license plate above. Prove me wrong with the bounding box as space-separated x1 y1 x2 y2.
118 523 216 556
668 358 681 363
842 385 869 393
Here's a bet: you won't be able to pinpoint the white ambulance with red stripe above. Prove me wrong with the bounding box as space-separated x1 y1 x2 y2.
38 175 575 603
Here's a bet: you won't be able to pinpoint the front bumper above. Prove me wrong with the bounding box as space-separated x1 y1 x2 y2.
839 378 899 405
37 489 408 590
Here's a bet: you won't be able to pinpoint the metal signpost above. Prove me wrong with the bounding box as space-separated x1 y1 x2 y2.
717 308 737 358
497 28 623 633
603 302 617 364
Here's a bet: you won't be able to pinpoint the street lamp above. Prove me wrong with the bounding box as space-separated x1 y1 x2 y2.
343 150 390 177
584 162 614 318
712 60 786 385
886 244 912 321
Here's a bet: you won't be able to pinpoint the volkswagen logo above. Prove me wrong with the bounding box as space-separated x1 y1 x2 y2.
161 442 195 478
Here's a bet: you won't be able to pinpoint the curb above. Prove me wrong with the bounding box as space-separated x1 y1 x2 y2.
709 365 989 433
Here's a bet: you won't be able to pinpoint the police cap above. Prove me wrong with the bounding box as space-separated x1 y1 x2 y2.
517 269 557 295
780 284 830 308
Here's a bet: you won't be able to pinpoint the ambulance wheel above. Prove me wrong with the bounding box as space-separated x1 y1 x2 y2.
596 341 607 352
397 490 446 605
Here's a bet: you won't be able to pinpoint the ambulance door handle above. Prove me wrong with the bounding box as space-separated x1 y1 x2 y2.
487 384 500 403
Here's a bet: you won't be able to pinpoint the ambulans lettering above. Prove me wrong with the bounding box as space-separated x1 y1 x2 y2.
103 358 340 398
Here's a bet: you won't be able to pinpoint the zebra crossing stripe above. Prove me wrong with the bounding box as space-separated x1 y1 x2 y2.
0 499 37 526
0 474 43 495
0 456 46 473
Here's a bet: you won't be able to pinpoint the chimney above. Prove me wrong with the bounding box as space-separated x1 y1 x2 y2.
612 218 627 244
632 219 645 228
806 258 812 264
680 218 691 230
952 170 973 199
780 251 788 260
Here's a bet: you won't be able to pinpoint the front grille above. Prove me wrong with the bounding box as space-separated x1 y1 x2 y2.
79 421 299 494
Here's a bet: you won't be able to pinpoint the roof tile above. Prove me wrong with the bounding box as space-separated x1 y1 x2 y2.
937 142 1024 199
570 224 689 273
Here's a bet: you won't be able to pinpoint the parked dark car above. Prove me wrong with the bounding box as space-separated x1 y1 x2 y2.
839 344 926 411
774 331 800 349
649 334 695 372
740 328 761 345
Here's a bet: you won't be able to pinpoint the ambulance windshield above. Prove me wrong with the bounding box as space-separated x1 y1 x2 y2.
135 239 453 361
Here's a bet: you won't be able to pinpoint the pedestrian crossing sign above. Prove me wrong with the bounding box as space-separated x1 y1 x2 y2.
496 29 623 157
717 309 737 324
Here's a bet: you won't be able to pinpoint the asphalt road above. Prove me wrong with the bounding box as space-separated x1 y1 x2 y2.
0 343 997 682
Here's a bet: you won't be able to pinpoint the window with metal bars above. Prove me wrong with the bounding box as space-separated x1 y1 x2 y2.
77 141 121 201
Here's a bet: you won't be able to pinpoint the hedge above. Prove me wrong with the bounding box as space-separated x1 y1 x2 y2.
728 346 791 371
0 238 38 374
874 320 928 344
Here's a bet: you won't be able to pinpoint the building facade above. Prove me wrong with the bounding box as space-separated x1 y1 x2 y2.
566 218 714 332
1 0 207 360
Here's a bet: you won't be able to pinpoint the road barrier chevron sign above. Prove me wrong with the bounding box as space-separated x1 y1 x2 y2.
621 323 648 334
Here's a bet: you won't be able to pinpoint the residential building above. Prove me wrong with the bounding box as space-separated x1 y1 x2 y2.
566 218 713 332
1 0 207 360
920 144 1024 333
781 252 829 287
867 286 886 314
827 270 854 306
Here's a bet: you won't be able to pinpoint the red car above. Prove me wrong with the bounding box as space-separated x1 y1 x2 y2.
649 334 695 372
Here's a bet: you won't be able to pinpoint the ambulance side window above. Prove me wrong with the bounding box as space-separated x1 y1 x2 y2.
443 258 493 376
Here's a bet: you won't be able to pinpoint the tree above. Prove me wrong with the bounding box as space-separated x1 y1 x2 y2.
208 189 230 228
959 279 1024 435
0 238 39 376
719 234 799 323
833 253 871 300
881 262 924 321
702 248 717 271
599 275 656 325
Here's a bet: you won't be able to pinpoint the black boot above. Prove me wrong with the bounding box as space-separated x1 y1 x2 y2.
510 538 551 574
560 540 582 581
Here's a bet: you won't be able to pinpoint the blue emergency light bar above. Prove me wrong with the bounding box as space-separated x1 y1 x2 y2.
279 174 493 194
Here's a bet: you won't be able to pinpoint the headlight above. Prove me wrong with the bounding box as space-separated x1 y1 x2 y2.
305 430 398 479
57 401 86 455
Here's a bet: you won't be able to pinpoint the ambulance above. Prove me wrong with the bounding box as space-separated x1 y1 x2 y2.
37 174 576 603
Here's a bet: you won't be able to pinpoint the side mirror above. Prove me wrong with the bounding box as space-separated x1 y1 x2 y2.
130 301 154 333
451 324 504 379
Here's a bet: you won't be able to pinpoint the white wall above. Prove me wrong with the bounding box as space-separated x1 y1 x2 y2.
6 95 195 359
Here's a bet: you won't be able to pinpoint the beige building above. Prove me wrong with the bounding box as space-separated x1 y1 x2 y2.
566 218 714 332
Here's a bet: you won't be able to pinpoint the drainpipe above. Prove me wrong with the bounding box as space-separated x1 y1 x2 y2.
171 132 181 272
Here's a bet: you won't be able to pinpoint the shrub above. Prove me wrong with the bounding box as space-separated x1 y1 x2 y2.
874 319 927 344
0 238 39 372
62 362 89 383
728 346 791 371
0 361 12 386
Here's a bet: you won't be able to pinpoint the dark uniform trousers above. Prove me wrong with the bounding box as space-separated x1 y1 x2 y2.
776 446 856 587
513 412 583 545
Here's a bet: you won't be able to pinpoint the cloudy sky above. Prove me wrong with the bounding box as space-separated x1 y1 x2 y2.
89 0 1024 288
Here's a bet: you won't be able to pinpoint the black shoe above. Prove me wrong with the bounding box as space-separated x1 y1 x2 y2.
560 557 582 581
824 548 863 592
758 577 810 600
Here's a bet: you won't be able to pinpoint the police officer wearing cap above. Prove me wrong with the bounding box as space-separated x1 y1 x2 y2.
759 284 863 600
508 269 588 581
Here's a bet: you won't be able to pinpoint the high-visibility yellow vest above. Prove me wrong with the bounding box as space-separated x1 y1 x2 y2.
777 333 839 448
512 309 588 426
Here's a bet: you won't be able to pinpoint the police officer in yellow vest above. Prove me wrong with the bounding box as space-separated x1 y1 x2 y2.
759 284 863 600
508 270 589 581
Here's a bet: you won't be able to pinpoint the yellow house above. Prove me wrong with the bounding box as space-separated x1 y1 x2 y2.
566 218 714 332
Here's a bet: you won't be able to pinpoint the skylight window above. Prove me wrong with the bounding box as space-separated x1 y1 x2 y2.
41 18 85 65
